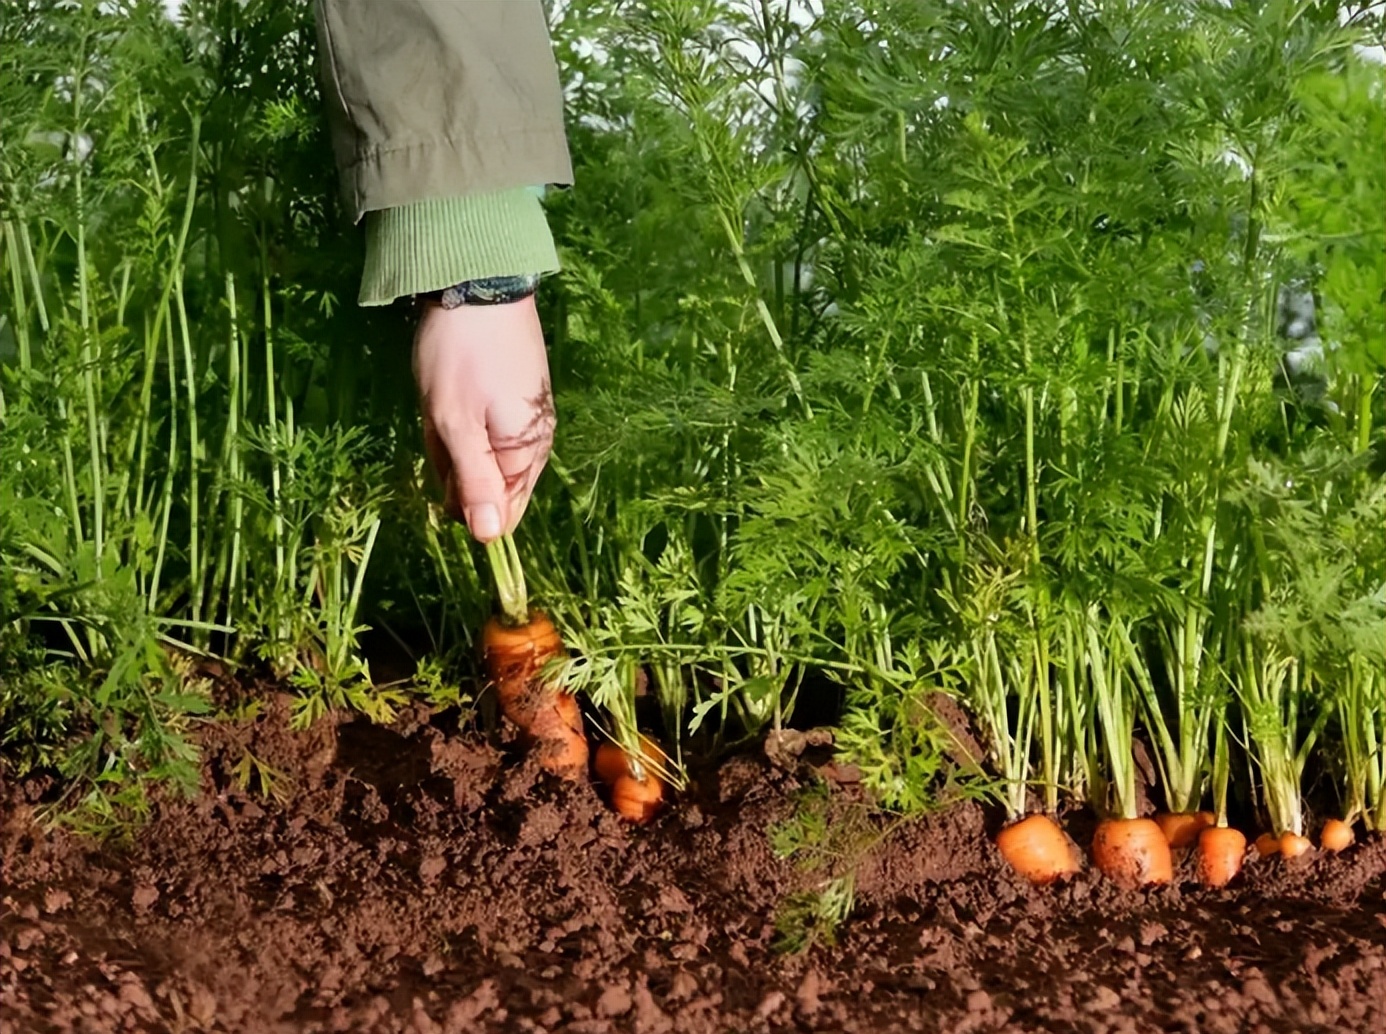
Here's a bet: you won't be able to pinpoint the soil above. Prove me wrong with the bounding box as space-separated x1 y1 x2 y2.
2 695 1383 1034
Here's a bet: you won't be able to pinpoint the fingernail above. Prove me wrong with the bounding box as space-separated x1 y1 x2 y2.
466 503 501 541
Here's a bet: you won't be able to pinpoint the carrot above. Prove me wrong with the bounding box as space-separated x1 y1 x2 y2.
1196 720 1244 888
483 611 589 781
610 772 664 824
1091 818 1173 888
1154 810 1215 850
1253 832 1281 858
595 733 662 787
594 741 627 787
1278 831 1313 859
995 814 1082 885
1195 826 1246 888
482 536 589 781
1319 818 1354 853
594 733 667 823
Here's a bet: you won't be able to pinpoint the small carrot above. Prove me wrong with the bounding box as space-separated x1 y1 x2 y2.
995 814 1082 885
1319 818 1353 853
594 733 662 787
1091 818 1173 888
1278 831 1313 859
594 733 667 824
610 772 664 824
1253 832 1281 857
1154 811 1215 851
1196 826 1246 888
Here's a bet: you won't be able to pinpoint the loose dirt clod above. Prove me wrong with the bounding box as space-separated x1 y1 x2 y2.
1 709 1383 1033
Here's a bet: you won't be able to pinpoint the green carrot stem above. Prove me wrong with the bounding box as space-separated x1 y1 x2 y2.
1210 709 1231 827
486 534 529 626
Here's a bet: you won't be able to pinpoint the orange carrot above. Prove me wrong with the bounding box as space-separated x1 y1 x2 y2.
1195 826 1246 888
1154 810 1215 850
1091 818 1173 888
594 733 662 787
594 734 667 824
611 772 664 824
483 612 588 780
1320 818 1354 853
594 741 627 787
1253 832 1280 858
995 814 1082 885
1278 831 1312 859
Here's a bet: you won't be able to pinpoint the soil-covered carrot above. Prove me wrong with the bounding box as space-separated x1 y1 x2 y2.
1196 826 1246 888
594 733 667 824
1155 810 1215 850
610 771 664 824
1278 831 1312 859
594 733 663 786
483 536 589 781
1091 818 1173 888
995 814 1082 885
1253 832 1281 858
1320 818 1354 852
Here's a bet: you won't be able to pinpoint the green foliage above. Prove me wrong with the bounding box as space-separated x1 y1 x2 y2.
536 0 1382 828
0 0 415 815
772 876 856 955
1 0 1382 851
768 783 867 953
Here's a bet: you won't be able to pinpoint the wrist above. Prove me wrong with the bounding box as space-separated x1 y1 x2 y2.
415 273 541 312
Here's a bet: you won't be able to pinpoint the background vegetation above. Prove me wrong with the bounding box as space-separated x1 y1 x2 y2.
2 0 1382 840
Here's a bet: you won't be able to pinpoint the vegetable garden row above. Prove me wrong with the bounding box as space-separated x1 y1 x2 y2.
1 0 1382 913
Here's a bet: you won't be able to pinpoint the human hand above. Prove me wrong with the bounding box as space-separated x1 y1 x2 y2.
412 295 555 542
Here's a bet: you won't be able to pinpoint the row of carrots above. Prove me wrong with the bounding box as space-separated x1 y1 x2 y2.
997 809 1357 890
482 607 1368 871
479 546 1368 871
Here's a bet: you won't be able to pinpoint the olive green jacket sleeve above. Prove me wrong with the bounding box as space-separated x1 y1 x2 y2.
314 0 573 222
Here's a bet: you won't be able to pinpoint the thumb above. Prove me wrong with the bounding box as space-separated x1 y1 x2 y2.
440 421 508 543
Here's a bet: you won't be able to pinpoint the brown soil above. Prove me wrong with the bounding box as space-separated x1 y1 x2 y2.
2 696 1383 1034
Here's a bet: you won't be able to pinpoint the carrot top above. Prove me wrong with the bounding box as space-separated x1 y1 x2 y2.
486 534 530 628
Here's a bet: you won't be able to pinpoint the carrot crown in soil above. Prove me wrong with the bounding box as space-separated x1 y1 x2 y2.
486 534 530 628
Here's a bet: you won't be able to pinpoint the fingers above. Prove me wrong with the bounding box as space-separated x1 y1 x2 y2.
435 415 509 542
490 383 555 534
493 438 552 533
421 416 457 516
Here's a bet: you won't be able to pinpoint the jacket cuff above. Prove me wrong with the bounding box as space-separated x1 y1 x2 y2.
358 189 560 307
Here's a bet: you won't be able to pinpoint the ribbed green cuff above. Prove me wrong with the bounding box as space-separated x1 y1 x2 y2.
358 188 560 307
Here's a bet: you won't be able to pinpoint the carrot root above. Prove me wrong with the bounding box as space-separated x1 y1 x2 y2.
527 693 590 780
1253 832 1281 858
611 773 664 823
1091 818 1173 888
1278 831 1313 859
483 612 589 781
995 814 1082 886
1195 826 1246 889
1154 810 1215 851
1320 818 1354 853
595 734 667 824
